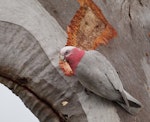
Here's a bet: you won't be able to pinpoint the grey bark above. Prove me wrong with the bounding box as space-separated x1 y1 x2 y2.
0 0 150 122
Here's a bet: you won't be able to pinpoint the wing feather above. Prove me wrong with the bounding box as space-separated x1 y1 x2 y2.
85 50 124 91
75 50 125 100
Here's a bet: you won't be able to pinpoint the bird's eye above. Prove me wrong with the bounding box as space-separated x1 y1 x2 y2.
65 50 70 55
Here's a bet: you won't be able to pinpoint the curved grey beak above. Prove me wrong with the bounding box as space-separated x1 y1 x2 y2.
59 53 66 61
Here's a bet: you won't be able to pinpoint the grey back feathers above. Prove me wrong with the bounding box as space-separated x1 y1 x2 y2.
75 50 142 115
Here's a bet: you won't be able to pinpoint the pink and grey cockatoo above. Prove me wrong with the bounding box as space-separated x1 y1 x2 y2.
59 46 142 115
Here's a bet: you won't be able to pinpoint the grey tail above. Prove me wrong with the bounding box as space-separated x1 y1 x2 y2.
117 90 143 115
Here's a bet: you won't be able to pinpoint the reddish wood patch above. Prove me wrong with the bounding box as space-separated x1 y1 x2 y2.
66 0 117 50
59 60 74 76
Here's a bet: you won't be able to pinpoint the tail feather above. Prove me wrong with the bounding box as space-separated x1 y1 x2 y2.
117 90 143 115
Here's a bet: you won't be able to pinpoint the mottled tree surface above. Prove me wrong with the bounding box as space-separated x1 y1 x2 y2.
0 0 150 122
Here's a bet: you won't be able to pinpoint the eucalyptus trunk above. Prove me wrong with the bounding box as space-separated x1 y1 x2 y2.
0 0 150 122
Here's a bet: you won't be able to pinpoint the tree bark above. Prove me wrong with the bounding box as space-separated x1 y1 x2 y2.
0 0 150 122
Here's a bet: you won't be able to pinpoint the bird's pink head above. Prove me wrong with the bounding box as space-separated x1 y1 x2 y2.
60 46 85 72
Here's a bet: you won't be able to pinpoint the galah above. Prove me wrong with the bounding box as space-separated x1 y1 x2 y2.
59 46 142 115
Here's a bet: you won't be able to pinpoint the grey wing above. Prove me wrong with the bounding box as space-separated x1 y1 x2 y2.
87 50 124 92
90 51 123 92
76 50 129 105
76 64 119 100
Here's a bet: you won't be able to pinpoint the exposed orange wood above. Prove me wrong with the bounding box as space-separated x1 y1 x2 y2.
59 60 74 76
66 0 117 50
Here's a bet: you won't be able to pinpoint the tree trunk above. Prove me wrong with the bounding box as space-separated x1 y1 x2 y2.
0 0 150 122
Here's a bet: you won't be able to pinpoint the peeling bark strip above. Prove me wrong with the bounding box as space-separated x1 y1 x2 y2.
67 0 117 50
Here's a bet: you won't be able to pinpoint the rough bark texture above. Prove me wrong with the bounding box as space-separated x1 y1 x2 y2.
0 0 150 122
0 21 87 122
